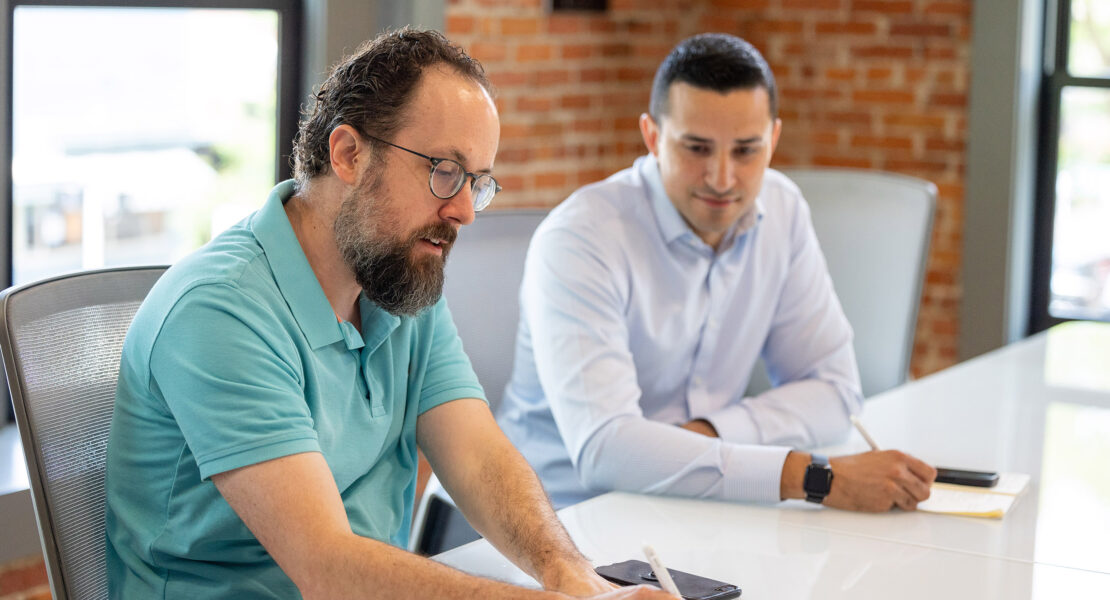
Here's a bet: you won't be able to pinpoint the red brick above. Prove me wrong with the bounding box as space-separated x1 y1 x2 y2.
547 15 584 34
764 20 805 33
535 172 568 188
533 69 571 85
561 44 593 60
468 42 507 63
852 0 914 13
601 43 632 57
500 17 541 36
867 66 893 80
560 94 591 109
495 174 525 192
573 118 605 132
853 89 916 104
852 135 914 150
885 159 948 174
488 71 528 88
815 22 877 35
823 111 873 125
813 155 872 168
516 96 553 112
784 0 841 9
884 114 947 128
851 45 915 59
516 44 553 62
446 15 475 34
890 23 952 37
581 68 608 83
825 67 856 81
925 1 971 16
710 0 771 7
929 92 966 107
0 557 48 594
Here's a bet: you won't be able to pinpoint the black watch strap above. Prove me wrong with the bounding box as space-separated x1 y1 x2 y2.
804 453 833 504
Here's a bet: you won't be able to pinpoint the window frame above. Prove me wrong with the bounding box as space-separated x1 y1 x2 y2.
2 0 302 423
1032 0 1110 332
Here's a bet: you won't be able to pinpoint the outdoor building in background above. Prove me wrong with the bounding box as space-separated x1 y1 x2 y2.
11 7 281 284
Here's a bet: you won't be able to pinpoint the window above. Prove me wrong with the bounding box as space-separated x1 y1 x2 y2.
3 0 301 422
1033 0 1110 331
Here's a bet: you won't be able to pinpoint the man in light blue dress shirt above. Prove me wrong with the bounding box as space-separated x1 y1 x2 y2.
498 34 936 512
105 29 669 600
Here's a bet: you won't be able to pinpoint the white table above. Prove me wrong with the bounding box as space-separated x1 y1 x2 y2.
436 322 1110 598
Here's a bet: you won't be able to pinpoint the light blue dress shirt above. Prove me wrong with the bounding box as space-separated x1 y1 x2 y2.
497 155 861 509
106 180 484 598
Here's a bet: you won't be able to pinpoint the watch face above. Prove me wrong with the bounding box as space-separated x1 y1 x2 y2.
804 464 833 495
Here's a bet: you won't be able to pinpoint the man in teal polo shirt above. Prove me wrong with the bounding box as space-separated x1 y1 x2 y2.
104 29 668 600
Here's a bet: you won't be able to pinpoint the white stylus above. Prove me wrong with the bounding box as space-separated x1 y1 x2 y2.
642 544 682 597
850 415 882 451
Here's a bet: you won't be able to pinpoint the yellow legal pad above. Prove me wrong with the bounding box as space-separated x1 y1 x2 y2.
917 473 1031 519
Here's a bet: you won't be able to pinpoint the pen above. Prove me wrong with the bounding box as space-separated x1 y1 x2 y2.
642 544 682 597
850 415 882 451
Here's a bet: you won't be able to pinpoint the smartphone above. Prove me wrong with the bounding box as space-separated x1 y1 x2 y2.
596 559 741 600
935 467 999 488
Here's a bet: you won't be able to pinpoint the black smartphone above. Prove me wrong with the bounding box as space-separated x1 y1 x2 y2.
935 467 999 487
596 559 741 600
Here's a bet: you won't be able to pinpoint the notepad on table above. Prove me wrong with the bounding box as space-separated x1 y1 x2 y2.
917 472 1030 519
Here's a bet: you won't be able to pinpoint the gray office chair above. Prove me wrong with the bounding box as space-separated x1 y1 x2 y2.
409 210 547 555
1 266 167 600
747 168 936 398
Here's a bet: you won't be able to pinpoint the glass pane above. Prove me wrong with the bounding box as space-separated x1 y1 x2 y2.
1068 0 1110 77
1050 87 1110 320
12 7 279 285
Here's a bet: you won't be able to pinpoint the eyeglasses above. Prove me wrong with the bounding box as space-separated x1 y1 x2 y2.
365 134 501 212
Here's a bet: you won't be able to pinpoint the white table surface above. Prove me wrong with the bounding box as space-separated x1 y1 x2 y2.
436 322 1110 598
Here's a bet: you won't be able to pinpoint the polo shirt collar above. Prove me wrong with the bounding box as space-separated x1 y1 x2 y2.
639 154 764 254
251 180 345 350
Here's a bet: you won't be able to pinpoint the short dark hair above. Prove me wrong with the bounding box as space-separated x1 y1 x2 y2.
649 33 778 121
292 28 491 188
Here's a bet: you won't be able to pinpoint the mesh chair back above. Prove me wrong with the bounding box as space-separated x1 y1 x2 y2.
443 210 547 411
1 266 167 600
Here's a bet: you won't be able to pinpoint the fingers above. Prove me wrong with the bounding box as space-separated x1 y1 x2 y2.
905 454 939 484
593 584 676 599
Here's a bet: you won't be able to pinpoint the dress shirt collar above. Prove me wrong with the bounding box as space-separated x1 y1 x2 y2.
638 154 764 255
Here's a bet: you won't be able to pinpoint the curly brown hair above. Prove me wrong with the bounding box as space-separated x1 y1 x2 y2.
291 28 492 188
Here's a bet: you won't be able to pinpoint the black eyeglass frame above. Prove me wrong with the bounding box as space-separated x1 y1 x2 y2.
364 134 501 211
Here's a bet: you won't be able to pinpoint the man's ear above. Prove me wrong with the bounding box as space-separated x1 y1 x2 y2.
639 112 661 156
328 124 364 185
769 117 783 159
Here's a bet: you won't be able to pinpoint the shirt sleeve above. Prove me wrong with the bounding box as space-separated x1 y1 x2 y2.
524 220 790 504
149 283 320 481
700 193 862 448
415 297 487 415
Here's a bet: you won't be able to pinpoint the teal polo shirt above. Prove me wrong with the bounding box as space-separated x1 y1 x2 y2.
105 180 485 599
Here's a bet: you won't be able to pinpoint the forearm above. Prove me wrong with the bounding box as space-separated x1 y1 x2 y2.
577 415 789 503
303 533 565 600
447 438 595 591
704 378 857 447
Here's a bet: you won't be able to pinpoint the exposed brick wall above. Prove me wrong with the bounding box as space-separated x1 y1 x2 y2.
447 0 970 377
0 554 49 600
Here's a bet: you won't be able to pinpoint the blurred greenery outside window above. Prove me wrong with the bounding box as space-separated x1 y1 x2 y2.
11 5 283 285
1044 0 1110 323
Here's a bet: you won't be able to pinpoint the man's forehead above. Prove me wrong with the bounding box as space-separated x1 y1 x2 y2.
395 68 499 169
661 83 773 137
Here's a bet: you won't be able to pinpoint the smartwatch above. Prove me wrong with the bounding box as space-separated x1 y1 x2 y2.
803 453 833 504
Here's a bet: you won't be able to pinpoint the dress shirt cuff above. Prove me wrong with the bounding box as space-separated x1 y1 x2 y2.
700 404 761 445
721 444 792 504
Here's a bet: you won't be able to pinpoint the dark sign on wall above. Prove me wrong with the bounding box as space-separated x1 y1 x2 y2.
549 0 607 12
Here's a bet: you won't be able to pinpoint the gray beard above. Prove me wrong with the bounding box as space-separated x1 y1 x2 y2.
333 177 454 317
